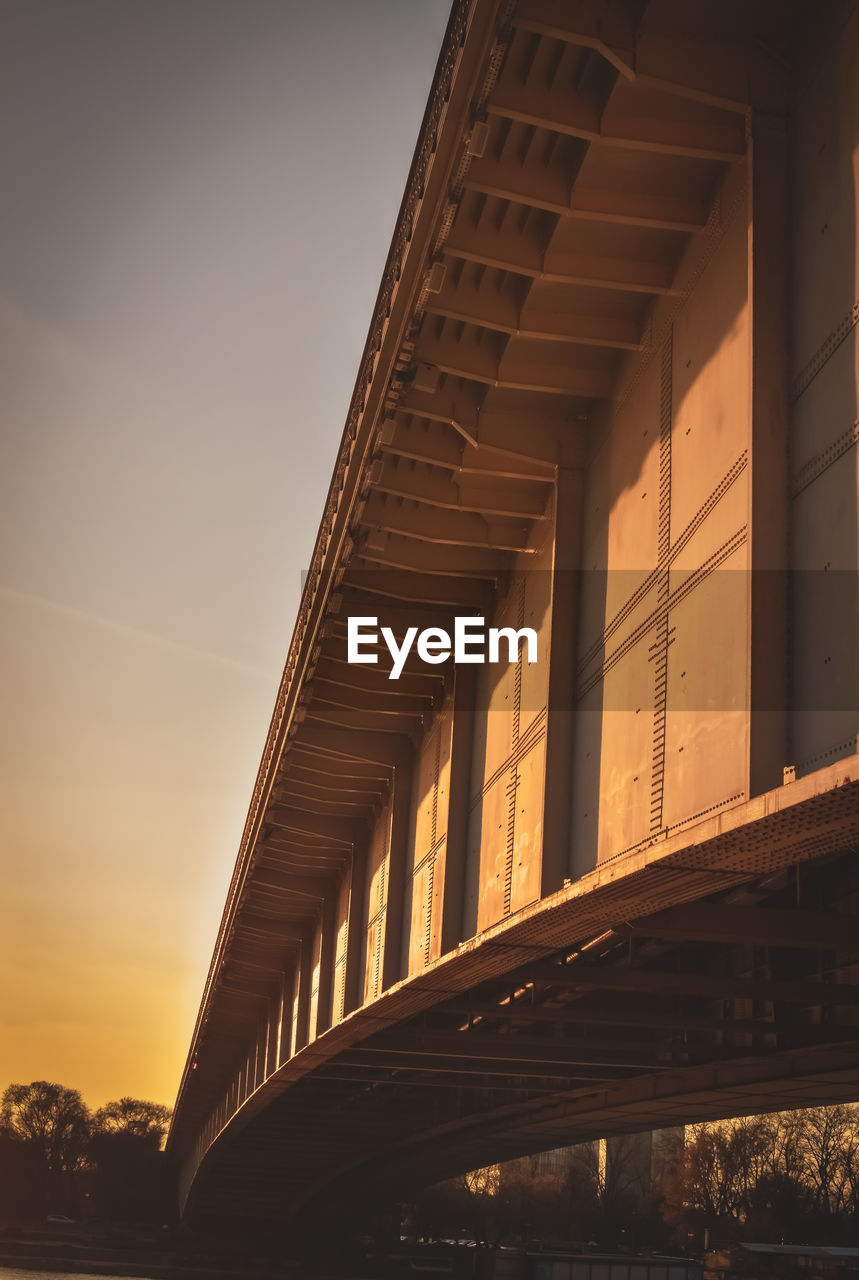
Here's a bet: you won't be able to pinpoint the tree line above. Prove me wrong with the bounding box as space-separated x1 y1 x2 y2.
664 1105 859 1247
0 1080 174 1225
408 1105 859 1252
6 1085 856 1248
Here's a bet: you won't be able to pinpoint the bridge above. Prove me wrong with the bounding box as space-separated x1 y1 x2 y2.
167 0 859 1236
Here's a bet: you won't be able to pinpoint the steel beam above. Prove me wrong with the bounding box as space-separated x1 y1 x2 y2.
623 904 859 951
520 962 859 1005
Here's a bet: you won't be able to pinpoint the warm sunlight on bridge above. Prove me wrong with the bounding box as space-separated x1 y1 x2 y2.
167 0 859 1237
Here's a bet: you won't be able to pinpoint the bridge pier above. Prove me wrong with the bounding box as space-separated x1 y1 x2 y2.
541 463 584 897
382 739 415 990
292 933 312 1055
440 665 477 953
342 841 367 1017
312 890 339 1037
748 99 790 798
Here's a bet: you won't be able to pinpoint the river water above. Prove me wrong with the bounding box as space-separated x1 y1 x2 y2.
0 1272 162 1280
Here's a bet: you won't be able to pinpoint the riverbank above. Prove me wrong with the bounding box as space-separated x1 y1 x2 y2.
0 1223 297 1280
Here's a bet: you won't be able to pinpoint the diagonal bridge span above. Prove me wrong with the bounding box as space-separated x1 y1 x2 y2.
167 0 859 1234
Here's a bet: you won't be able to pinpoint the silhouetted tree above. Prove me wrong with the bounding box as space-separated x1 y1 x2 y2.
410 1171 495 1243
800 1104 857 1222
494 1157 568 1243
93 1097 170 1144
413 1108 859 1256
0 1126 44 1220
745 1172 811 1240
409 1142 654 1249
561 1148 602 1242
89 1096 173 1224
663 1106 859 1248
1 1080 91 1215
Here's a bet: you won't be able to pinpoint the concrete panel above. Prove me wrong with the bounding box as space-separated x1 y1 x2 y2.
579 574 665 716
594 666 654 866
572 360 662 876
415 720 444 856
671 214 750 539
466 577 527 934
470 769 510 933
471 641 517 787
790 3 859 368
407 842 447 972
426 836 446 963
669 462 749 575
409 853 432 972
520 538 553 736
464 537 554 933
792 333 859 474
570 684 604 876
509 733 546 912
662 541 750 831
663 470 749 822
601 372 662 618
789 4 859 775
579 430 612 578
791 451 859 771
573 210 752 872
578 360 661 620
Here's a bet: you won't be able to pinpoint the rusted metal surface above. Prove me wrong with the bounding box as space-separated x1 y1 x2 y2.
166 0 859 1234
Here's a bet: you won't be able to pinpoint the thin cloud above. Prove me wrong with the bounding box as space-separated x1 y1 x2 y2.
0 584 272 679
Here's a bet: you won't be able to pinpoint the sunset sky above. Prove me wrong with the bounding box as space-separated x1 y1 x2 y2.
0 0 451 1109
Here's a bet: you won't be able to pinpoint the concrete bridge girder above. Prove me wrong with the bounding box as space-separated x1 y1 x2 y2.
167 0 859 1231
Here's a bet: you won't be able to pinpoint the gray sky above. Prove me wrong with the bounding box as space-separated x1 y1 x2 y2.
0 0 451 1106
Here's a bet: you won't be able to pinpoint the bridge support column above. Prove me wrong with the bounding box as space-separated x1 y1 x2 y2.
275 971 288 1067
292 932 313 1053
264 997 276 1078
748 105 790 797
542 464 584 893
254 1016 266 1089
343 840 368 1016
440 664 476 953
381 740 414 992
313 890 339 1036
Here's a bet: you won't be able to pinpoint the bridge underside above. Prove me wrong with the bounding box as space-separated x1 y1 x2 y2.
184 769 859 1233
168 0 859 1234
